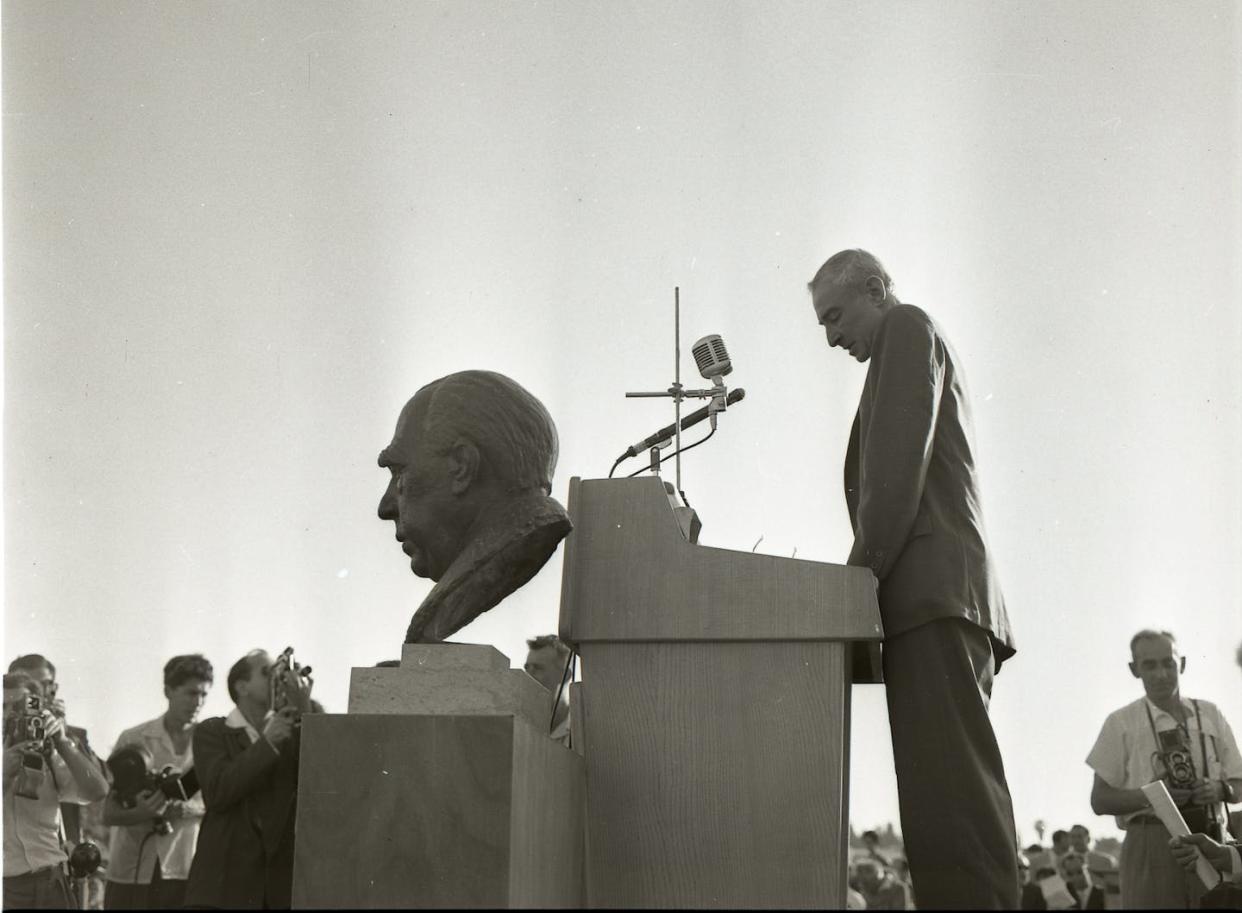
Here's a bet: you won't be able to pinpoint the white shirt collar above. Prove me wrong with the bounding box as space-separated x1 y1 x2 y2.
225 706 263 743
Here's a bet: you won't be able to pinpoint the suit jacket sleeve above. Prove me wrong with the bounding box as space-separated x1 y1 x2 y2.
193 718 281 812
847 307 943 580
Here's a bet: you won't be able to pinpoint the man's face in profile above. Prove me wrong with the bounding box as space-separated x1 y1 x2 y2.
377 393 464 581
1069 826 1089 853
236 652 273 710
524 645 564 693
810 280 884 362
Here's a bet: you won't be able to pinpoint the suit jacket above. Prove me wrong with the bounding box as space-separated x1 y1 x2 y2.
844 304 1015 664
184 715 300 910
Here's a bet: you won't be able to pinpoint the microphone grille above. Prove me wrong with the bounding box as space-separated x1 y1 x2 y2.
692 334 732 378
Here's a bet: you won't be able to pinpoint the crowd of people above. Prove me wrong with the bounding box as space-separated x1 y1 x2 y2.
0 636 570 911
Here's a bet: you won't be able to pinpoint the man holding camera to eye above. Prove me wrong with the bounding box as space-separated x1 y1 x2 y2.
102 654 213 910
1086 629 1242 908
3 671 110 909
8 654 106 854
185 648 313 910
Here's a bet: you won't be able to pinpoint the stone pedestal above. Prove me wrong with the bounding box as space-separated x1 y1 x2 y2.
291 645 585 909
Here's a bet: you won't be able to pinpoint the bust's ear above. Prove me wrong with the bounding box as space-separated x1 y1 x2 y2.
1128 661 1140 679
446 440 481 495
1179 656 1186 673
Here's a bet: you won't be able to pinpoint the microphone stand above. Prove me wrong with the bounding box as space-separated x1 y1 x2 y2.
624 287 725 494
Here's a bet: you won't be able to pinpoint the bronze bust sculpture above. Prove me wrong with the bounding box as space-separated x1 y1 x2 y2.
377 371 572 643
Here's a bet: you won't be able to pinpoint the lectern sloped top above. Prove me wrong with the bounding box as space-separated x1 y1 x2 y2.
558 476 882 645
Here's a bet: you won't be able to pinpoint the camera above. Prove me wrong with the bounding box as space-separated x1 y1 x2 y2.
107 744 200 836
270 646 312 714
3 693 52 754
1157 727 1197 790
4 693 55 799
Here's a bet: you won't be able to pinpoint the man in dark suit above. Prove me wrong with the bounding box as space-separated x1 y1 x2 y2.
184 649 313 910
809 249 1019 909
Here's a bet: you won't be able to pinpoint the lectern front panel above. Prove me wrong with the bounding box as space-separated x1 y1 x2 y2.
578 640 848 909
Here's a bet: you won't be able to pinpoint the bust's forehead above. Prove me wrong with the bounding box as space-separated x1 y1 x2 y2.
382 390 432 465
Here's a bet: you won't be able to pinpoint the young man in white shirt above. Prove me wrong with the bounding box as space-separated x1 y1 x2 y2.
3 672 110 909
102 654 213 910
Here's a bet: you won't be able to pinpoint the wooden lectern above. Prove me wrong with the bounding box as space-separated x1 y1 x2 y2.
291 644 585 909
559 477 882 909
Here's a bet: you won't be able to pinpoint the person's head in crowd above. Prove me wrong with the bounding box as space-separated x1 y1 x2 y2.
377 371 560 582
1059 853 1089 894
1128 629 1182 703
807 249 897 363
1016 852 1031 885
1025 842 1044 857
847 861 863 892
1051 829 1071 855
855 858 884 893
163 654 214 728
524 635 571 693
861 829 880 849
1069 823 1091 854
8 654 56 700
227 650 275 713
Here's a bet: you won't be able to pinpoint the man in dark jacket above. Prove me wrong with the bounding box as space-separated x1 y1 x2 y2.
185 649 313 910
809 249 1019 909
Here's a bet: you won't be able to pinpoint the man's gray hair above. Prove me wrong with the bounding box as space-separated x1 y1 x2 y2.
808 248 894 293
419 370 559 495
1129 628 1177 658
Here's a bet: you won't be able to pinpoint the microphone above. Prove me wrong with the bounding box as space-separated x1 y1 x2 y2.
620 388 745 459
691 334 732 379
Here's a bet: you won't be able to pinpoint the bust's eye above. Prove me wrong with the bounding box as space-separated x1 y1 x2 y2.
826 307 842 323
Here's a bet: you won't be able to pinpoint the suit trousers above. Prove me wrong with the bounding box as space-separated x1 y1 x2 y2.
883 616 1019 910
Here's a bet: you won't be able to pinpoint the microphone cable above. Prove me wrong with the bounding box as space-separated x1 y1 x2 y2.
624 425 716 478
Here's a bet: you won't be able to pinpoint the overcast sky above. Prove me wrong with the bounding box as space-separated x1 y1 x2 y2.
4 0 1240 843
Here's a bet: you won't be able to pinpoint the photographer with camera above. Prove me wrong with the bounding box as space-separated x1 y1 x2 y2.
185 648 314 910
3 672 109 909
101 654 212 910
1086 629 1242 907
8 654 106 854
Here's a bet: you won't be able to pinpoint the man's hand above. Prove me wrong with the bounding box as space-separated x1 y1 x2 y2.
135 789 169 821
281 665 314 715
44 712 67 746
1169 833 1233 876
162 799 186 821
262 707 298 747
1191 779 1226 805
